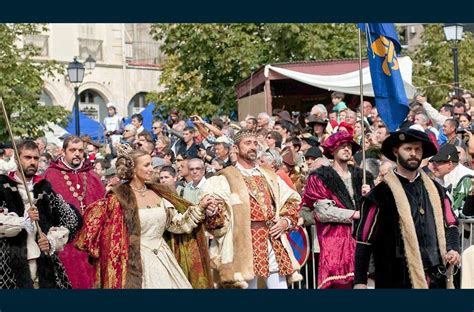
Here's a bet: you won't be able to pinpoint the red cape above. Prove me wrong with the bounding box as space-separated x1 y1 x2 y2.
44 158 106 289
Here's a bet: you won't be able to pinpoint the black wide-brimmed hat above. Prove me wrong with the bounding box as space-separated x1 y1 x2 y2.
381 128 437 161
306 115 328 127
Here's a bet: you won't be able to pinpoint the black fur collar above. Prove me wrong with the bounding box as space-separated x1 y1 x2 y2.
312 165 373 211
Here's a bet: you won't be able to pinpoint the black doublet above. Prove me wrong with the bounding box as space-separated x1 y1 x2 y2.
0 175 82 288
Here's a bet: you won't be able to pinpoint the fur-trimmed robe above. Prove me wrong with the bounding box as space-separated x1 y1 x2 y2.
201 166 302 288
301 165 374 288
0 174 82 288
75 183 212 288
354 169 459 288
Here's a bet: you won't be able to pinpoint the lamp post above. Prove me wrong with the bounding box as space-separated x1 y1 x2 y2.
443 23 464 97
67 55 96 136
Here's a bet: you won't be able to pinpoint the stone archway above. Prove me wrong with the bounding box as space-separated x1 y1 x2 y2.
42 82 62 107
128 92 149 116
78 89 107 122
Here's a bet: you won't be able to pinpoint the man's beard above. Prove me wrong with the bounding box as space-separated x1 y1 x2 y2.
397 155 422 171
239 150 257 162
22 165 38 178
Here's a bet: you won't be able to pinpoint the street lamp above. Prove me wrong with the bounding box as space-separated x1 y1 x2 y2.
443 23 464 97
67 56 96 136
85 54 96 71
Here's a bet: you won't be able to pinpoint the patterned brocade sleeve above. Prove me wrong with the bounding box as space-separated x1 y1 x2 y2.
279 198 299 230
205 204 226 230
49 193 83 242
75 198 109 258
166 205 205 234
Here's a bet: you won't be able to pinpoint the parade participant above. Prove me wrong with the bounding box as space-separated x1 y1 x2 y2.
201 129 302 289
44 135 106 289
0 140 82 288
76 147 212 288
354 129 460 289
301 131 373 288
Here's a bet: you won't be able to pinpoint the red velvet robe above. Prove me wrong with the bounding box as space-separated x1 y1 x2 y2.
75 184 212 289
44 158 106 289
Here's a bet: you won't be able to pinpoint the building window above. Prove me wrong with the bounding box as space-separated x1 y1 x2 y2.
129 41 164 65
78 38 103 61
24 34 49 57
128 92 148 115
79 89 106 121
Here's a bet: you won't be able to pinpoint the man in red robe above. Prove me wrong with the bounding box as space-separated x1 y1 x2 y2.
44 135 106 288
301 132 373 288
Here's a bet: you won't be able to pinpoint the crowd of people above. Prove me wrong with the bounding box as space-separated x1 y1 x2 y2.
0 90 473 289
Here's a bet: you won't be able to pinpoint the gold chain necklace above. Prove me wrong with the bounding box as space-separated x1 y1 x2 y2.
131 184 148 197
61 170 87 214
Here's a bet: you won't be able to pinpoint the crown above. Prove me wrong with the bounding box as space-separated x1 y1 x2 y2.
115 143 134 159
232 129 257 143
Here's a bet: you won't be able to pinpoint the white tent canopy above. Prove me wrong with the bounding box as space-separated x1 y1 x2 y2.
264 56 416 98
42 122 69 146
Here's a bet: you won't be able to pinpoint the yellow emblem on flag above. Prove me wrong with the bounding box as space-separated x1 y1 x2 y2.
372 35 399 76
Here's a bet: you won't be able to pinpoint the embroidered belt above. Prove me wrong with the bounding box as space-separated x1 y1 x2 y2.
251 220 274 229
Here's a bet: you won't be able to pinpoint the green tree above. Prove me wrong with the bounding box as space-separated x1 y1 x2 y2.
149 23 362 118
409 24 474 108
0 23 69 141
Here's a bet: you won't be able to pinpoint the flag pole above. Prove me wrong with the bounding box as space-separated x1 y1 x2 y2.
358 28 367 185
0 97 43 236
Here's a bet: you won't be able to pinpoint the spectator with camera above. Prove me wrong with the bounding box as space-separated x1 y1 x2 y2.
443 119 467 149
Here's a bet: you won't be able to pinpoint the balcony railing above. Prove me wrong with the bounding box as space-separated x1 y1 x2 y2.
127 41 164 65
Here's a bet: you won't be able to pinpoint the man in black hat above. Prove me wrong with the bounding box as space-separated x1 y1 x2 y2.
354 128 461 289
430 144 474 217
304 146 327 172
300 134 319 154
306 115 329 144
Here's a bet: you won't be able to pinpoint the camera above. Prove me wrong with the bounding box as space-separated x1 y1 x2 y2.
456 126 474 134
292 111 300 117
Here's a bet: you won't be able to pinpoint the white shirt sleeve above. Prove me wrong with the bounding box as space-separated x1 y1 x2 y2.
0 209 26 238
422 102 447 127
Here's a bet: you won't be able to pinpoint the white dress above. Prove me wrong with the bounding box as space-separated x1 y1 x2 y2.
139 198 203 289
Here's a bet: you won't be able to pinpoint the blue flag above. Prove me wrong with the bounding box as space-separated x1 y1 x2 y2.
358 23 409 132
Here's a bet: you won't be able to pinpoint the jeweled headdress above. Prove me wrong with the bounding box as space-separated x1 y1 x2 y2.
115 143 135 168
232 129 257 144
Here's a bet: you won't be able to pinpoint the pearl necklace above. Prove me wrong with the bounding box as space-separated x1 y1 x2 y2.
131 184 148 197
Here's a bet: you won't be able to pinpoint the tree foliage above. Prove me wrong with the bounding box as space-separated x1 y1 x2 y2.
409 24 474 108
0 23 69 141
149 23 362 118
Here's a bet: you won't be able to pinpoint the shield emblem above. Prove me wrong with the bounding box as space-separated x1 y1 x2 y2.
286 226 310 266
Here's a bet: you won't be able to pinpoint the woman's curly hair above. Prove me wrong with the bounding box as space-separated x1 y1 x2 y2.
115 144 148 180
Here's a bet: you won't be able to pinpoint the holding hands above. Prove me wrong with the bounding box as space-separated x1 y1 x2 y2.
200 195 223 216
